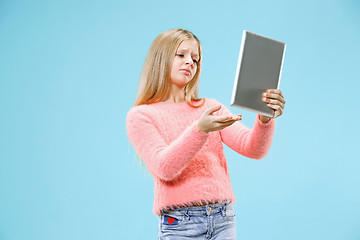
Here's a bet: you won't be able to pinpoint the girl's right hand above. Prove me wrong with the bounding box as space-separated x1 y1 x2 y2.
196 105 242 134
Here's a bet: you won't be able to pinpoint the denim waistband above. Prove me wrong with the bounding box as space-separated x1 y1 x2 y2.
161 201 233 217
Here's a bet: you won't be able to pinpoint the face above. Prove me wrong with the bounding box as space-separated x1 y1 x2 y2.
170 40 200 88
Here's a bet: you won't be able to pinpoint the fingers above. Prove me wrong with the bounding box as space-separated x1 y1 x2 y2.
263 89 286 119
219 120 237 128
263 98 285 109
263 89 286 105
267 104 284 118
216 114 242 123
213 119 238 131
198 105 242 133
266 89 284 98
213 114 242 132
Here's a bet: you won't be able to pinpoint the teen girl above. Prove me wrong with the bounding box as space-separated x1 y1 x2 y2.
126 29 286 239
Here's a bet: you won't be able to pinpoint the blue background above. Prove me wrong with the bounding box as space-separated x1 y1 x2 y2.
1 0 359 239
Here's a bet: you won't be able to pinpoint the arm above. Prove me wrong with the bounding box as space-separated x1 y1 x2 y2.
126 108 208 181
218 104 275 159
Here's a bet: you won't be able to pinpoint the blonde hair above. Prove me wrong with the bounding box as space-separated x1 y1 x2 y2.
134 29 203 107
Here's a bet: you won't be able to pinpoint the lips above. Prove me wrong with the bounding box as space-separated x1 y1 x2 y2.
180 69 191 76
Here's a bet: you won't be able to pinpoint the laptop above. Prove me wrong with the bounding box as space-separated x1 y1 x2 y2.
231 30 286 117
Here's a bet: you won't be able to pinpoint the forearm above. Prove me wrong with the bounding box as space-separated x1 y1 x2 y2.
127 115 208 181
147 124 208 181
221 116 275 159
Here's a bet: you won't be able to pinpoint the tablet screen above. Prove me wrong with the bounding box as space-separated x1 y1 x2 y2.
231 31 286 117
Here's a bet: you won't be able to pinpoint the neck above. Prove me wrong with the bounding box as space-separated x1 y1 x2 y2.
164 85 186 103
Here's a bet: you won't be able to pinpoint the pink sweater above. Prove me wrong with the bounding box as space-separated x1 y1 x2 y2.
126 98 275 215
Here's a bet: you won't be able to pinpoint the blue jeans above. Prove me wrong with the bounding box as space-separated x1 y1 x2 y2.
158 202 236 239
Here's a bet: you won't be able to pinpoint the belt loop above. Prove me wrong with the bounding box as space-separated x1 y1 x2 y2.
184 208 189 220
221 203 225 217
160 214 164 227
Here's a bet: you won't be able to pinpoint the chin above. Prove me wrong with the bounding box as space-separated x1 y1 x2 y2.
173 79 192 87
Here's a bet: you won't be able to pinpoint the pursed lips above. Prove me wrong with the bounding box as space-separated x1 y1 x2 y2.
180 69 191 76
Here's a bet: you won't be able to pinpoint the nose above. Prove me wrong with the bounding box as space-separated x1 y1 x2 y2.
185 55 194 67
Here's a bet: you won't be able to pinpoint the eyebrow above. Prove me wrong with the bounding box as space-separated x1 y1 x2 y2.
177 48 199 57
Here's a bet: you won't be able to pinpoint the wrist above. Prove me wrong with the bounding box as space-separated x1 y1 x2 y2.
259 115 271 123
195 121 209 134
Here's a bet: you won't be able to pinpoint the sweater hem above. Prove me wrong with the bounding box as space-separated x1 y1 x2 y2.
157 198 235 215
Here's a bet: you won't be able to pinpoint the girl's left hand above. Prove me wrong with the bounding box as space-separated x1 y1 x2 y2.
259 89 286 123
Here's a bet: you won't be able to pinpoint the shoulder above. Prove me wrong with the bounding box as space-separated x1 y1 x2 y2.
126 104 146 118
126 104 153 124
126 105 160 137
126 102 169 125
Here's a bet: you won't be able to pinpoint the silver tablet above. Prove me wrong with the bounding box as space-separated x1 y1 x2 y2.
231 30 286 117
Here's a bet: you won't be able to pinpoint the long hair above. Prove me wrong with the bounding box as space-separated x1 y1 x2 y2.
134 29 203 107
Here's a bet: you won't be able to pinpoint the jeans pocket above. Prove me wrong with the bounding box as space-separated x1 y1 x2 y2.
161 214 185 227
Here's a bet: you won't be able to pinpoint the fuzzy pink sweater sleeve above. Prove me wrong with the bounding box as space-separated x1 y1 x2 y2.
126 106 209 182
218 102 275 159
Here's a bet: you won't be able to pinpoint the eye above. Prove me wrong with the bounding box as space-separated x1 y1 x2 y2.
176 54 184 57
192 59 198 63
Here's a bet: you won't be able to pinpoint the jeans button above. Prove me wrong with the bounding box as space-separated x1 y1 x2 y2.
208 207 212 212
